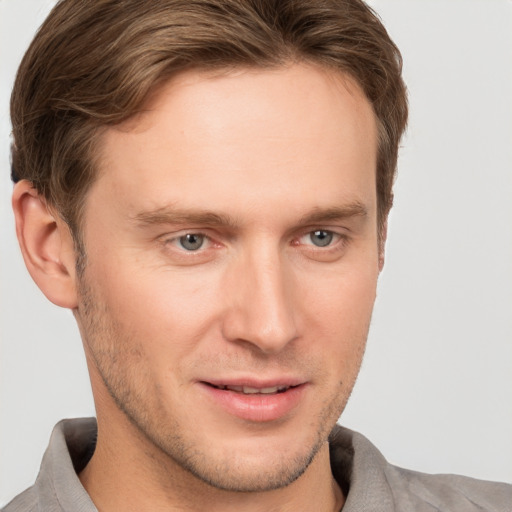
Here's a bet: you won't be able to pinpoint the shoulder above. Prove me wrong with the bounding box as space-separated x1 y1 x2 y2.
2 418 98 512
329 425 512 512
1 487 39 512
384 464 512 512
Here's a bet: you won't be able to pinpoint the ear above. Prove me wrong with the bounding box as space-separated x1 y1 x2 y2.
378 219 388 272
12 180 78 309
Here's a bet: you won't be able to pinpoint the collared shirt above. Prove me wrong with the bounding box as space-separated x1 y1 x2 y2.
3 418 511 511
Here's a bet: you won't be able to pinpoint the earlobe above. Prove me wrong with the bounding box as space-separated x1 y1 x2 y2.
12 180 78 309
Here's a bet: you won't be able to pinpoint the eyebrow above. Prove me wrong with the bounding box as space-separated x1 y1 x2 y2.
132 201 368 229
298 202 368 225
133 206 240 229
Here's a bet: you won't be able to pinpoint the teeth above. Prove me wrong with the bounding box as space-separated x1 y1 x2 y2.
259 386 280 394
243 386 262 394
221 384 289 394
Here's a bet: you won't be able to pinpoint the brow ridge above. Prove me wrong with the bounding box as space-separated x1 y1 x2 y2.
132 201 368 229
298 202 368 225
133 206 239 228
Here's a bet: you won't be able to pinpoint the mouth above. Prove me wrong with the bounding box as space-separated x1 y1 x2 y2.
198 380 307 422
204 383 295 395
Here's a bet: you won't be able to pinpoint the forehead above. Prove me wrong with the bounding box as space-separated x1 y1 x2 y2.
92 63 377 224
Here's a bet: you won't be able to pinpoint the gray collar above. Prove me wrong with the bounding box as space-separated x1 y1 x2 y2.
12 418 510 512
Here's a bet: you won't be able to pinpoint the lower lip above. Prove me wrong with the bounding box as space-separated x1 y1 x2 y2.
198 383 307 422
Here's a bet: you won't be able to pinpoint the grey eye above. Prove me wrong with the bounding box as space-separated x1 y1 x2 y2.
179 233 205 251
309 230 333 247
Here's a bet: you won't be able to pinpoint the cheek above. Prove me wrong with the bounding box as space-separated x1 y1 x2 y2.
91 256 223 355
299 263 378 327
296 263 377 371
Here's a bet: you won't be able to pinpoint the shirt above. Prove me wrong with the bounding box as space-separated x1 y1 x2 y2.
3 417 511 511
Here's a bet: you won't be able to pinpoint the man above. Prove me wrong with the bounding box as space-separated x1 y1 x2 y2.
2 1 511 511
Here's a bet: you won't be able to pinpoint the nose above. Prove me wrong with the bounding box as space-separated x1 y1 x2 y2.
221 245 298 354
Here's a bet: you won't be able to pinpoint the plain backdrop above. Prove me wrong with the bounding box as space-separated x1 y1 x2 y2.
1 0 511 506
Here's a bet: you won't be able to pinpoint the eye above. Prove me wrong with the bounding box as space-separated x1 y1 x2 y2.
293 229 347 262
307 230 336 247
177 233 206 251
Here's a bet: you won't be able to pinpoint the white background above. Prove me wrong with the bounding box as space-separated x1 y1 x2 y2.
1 0 511 506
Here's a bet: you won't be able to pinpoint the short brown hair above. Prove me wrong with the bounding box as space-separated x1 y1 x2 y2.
10 0 407 239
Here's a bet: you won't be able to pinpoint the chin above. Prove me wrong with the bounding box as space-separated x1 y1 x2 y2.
172 434 325 492
135 402 337 493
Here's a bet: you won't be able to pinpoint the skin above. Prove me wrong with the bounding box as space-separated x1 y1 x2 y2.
13 63 381 512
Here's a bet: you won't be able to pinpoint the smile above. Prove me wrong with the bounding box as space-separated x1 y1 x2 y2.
199 380 307 422
208 384 292 394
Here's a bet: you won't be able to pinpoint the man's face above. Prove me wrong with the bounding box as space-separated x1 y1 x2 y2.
76 63 379 491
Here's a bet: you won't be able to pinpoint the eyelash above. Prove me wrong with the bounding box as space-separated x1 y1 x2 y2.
161 228 349 261
296 230 343 248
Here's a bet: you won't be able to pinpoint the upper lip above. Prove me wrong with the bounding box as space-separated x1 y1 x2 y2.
200 377 307 389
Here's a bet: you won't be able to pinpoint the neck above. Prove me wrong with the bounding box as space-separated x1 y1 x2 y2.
79 406 344 512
